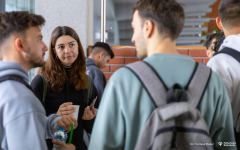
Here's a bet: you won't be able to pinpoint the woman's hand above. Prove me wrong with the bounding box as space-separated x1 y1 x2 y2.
82 106 96 120
57 102 75 116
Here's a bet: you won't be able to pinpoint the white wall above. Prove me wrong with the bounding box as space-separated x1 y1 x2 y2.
35 0 90 58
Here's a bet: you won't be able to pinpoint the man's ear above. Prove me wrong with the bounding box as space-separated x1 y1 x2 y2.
216 17 224 30
144 20 154 39
206 50 211 58
99 51 105 59
14 38 24 52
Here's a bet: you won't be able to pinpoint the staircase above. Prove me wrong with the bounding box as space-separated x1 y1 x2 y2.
93 0 217 46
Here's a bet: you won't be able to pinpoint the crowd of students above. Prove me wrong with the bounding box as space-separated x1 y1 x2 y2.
1 0 240 150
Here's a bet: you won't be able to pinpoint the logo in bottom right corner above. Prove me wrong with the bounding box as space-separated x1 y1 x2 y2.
218 141 236 147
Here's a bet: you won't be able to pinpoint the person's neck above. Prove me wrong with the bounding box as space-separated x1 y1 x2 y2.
224 28 240 37
3 53 31 72
62 65 72 72
147 38 178 57
88 55 99 66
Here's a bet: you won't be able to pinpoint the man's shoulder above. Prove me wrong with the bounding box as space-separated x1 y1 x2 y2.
87 66 104 77
87 65 101 73
200 70 228 105
208 51 240 77
208 70 225 86
108 66 139 84
0 80 45 125
0 80 41 110
0 79 31 95
209 49 240 64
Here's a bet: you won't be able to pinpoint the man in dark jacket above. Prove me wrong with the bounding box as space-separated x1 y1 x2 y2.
86 42 114 101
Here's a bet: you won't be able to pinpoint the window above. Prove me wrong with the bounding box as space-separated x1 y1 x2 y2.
93 0 136 46
93 0 217 46
5 0 35 13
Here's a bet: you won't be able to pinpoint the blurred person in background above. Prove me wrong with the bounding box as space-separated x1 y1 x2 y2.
86 42 114 102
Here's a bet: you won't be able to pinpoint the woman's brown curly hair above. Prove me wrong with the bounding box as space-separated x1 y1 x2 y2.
38 26 87 92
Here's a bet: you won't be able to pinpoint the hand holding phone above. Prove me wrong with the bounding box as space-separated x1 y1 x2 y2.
90 96 97 110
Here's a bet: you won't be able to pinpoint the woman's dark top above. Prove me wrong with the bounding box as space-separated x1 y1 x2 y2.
30 68 99 150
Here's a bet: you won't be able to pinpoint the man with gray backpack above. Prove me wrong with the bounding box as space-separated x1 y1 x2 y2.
89 0 236 150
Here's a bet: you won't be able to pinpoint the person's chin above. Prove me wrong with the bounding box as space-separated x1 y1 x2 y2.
137 53 147 60
66 57 76 62
63 60 74 66
31 62 45 68
37 58 45 66
38 61 45 67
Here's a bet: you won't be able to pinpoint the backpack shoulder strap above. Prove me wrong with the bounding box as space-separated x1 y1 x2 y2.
125 61 167 107
214 47 240 63
125 61 211 109
186 63 211 108
39 74 47 106
0 75 33 92
85 74 93 104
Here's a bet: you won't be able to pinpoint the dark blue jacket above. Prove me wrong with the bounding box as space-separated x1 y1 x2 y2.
86 57 106 101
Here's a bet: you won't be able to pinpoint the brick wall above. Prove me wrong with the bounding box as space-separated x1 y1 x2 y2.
87 46 208 82
205 0 220 32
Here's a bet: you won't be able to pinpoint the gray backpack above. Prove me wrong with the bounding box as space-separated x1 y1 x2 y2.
126 61 214 150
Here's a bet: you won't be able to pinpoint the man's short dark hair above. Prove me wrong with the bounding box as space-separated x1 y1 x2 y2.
206 33 218 50
219 0 240 29
132 0 185 40
206 32 225 52
91 42 114 58
213 32 225 52
0 11 45 46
